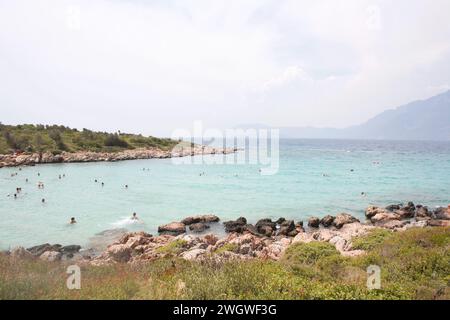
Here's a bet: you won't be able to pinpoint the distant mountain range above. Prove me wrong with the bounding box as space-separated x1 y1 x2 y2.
238 90 450 141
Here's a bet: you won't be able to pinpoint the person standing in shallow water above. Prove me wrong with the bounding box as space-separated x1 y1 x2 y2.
131 212 138 220
69 217 77 224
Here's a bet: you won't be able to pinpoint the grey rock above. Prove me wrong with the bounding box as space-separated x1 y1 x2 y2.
189 222 210 233
308 217 320 228
333 213 359 229
40 251 62 262
320 215 335 227
158 222 186 235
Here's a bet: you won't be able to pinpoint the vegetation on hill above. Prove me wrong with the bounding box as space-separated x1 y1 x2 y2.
0 123 178 154
0 227 448 300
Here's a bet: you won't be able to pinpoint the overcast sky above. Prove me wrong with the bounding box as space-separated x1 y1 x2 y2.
0 0 449 136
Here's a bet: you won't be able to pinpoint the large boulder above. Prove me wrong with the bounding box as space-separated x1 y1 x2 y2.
258 238 291 260
295 221 305 233
189 222 210 233
308 217 320 228
396 202 416 219
415 206 431 220
40 251 62 262
385 204 401 212
255 219 276 236
158 222 186 235
243 224 260 236
106 244 132 263
122 232 153 249
278 220 296 236
181 214 220 225
61 245 81 255
223 217 247 233
365 206 385 219
320 215 335 227
27 243 62 257
333 213 359 229
366 206 401 224
433 206 450 220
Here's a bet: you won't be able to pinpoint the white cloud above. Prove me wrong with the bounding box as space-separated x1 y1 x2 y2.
263 66 310 91
0 0 449 134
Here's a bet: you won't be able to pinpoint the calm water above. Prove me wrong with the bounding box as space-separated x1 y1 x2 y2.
1 139 450 250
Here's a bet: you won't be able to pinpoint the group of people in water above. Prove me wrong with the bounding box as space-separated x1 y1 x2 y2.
94 179 105 187
9 169 141 226
9 172 51 202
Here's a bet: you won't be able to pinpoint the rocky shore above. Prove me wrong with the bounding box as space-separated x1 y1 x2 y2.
0 145 237 168
6 203 449 265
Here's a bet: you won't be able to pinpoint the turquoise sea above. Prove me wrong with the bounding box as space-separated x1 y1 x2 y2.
1 139 449 250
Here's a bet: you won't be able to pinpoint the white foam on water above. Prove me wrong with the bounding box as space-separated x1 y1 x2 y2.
110 217 140 228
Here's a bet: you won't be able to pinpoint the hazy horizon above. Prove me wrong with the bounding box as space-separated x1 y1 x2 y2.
1 0 450 137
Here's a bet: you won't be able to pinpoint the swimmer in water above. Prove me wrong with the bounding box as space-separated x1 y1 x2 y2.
361 192 366 197
94 179 98 183
25 178 28 183
41 198 45 203
70 217 77 224
59 175 61 179
125 185 128 189
14 194 17 199
101 182 104 187
131 212 139 220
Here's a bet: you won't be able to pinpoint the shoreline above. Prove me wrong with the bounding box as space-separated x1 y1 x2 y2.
5 202 449 264
0 145 237 168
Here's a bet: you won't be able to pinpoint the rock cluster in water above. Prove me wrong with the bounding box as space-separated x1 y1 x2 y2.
5 203 449 265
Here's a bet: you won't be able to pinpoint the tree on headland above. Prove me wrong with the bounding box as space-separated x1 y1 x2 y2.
104 133 129 148
48 129 68 151
3 131 18 150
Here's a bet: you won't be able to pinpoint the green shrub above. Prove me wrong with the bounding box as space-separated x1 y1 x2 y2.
214 243 239 255
282 241 340 266
352 229 392 251
156 240 188 255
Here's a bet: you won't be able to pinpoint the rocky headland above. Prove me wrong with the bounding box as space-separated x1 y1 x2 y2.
0 145 237 168
6 203 449 266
